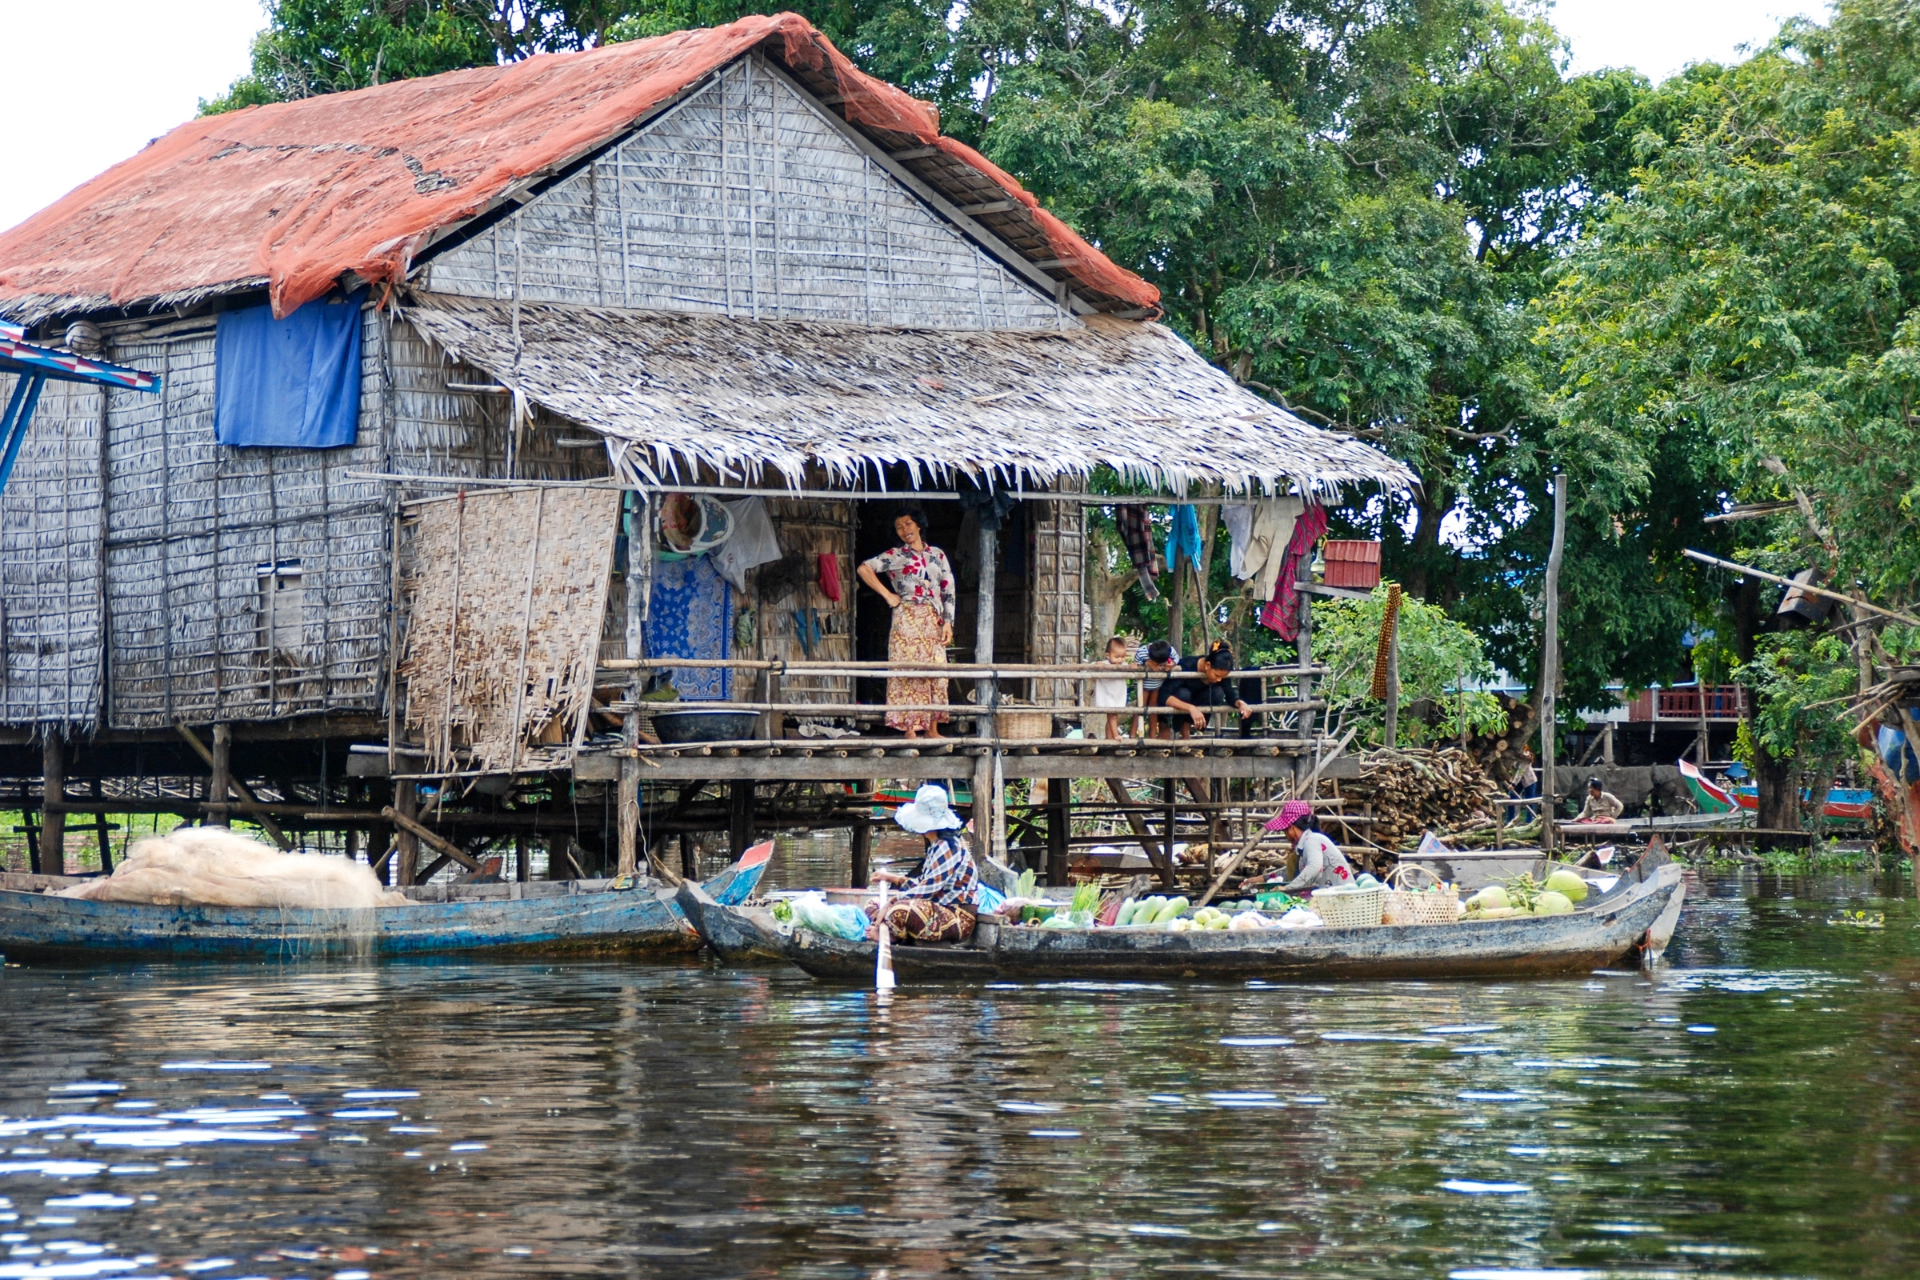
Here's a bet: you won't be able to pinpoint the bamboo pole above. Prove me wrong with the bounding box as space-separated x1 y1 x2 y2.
380 805 481 872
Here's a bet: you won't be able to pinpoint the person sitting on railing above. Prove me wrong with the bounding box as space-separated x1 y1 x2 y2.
1573 777 1625 824
866 784 979 944
1160 643 1258 738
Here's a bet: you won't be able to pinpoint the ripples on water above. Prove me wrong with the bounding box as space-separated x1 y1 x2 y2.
1 869 1917 1277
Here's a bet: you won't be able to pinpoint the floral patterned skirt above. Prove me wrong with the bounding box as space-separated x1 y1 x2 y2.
886 603 949 732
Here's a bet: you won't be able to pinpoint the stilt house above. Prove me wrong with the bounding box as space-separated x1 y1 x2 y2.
0 13 1411 882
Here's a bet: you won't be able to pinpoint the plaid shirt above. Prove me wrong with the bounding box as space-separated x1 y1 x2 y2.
899 832 979 907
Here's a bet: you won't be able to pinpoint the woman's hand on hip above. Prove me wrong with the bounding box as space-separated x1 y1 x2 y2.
940 621 953 644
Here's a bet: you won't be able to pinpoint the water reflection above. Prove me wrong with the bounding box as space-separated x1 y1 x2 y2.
0 869 1915 1276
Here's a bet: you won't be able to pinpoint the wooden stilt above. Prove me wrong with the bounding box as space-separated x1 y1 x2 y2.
1045 775 1070 886
679 830 697 880
850 794 872 887
515 833 530 883
728 782 754 857
207 723 232 828
1104 776 1175 886
617 757 640 876
395 781 420 886
40 735 65 875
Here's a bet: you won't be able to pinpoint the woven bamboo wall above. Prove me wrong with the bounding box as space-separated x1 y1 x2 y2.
0 372 106 733
420 55 1067 330
1029 497 1086 705
101 311 392 729
759 497 853 708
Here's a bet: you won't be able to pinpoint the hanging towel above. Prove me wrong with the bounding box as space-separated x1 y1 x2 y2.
1258 503 1328 640
214 290 365 448
711 497 782 591
1114 505 1161 602
817 551 843 603
1169 504 1203 573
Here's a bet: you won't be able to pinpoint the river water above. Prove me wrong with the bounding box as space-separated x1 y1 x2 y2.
0 868 1915 1279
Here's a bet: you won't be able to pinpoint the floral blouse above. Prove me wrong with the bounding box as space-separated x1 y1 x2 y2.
862 544 956 624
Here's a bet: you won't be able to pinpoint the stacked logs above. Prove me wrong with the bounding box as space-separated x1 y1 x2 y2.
1341 748 1499 851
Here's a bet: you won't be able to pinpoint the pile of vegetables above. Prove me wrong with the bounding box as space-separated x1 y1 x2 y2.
1463 867 1589 920
1035 881 1102 929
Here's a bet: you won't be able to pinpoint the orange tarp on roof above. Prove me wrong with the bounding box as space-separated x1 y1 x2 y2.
0 12 1157 320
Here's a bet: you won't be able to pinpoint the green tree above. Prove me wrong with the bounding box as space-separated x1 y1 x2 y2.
1308 585 1507 748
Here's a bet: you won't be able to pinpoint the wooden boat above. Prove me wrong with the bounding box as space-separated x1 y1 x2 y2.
1681 757 1871 821
677 846 1686 984
0 872 700 962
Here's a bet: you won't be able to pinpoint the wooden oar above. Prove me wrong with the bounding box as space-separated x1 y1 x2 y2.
874 880 896 992
1194 726 1360 909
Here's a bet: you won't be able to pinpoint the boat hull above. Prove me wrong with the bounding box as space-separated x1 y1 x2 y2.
673 881 788 963
681 864 1685 984
0 876 700 962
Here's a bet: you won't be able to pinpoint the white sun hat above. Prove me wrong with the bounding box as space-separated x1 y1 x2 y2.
894 783 963 833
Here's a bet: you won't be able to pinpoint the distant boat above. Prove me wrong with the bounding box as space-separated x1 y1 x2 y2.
1678 758 1872 821
0 873 702 962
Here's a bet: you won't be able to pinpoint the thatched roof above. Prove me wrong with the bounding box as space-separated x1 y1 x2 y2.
0 13 1156 324
401 292 1415 497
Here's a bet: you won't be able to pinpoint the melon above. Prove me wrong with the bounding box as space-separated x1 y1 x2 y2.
1544 868 1589 902
1532 890 1575 916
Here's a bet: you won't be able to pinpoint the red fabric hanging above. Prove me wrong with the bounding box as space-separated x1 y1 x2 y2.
1259 504 1328 640
818 551 843 603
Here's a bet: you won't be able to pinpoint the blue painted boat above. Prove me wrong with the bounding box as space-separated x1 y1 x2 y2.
0 873 700 962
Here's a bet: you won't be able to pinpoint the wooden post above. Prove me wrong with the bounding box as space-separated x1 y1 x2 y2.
515 833 530 883
207 723 232 828
679 831 696 880
617 758 640 877
850 811 872 888
1045 774 1070 886
728 782 754 857
1295 551 1316 794
395 780 420 885
1602 721 1615 767
39 735 65 876
1540 471 1568 852
619 490 647 878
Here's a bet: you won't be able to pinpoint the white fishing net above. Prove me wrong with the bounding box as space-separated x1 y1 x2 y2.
57 828 408 909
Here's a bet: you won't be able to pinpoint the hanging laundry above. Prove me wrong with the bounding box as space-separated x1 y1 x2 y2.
817 551 843 603
1221 503 1254 579
1168 504 1203 573
1113 504 1161 602
1228 498 1305 602
646 553 733 700
1258 503 1329 640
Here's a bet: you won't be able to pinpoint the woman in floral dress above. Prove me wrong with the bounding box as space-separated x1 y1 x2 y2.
857 509 956 737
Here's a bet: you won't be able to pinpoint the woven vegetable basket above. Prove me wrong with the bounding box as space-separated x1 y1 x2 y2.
1310 883 1386 928
1382 864 1460 926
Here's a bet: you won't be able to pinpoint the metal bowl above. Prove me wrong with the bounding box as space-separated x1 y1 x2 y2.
648 708 760 743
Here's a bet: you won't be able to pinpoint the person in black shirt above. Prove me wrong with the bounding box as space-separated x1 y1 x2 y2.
1161 643 1260 737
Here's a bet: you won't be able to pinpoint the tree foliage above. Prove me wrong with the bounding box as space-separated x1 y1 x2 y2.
1310 585 1506 748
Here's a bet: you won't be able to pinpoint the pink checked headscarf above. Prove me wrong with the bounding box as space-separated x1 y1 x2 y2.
1265 800 1314 833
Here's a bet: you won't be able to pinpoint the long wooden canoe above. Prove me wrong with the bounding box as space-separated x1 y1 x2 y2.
0 873 700 962
678 856 1685 984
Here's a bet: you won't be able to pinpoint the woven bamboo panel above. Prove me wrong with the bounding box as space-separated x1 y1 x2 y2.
102 313 392 728
400 486 620 772
0 371 105 732
421 55 1067 331
1028 497 1085 706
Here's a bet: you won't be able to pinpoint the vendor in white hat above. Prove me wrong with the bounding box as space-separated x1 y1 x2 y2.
867 783 980 943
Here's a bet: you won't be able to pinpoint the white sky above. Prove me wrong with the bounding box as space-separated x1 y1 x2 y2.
0 0 1825 234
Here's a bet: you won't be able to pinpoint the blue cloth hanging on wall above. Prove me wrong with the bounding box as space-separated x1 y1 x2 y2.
1169 504 1203 572
645 554 733 700
214 290 365 448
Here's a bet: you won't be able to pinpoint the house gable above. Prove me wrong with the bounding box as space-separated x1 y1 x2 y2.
418 55 1071 329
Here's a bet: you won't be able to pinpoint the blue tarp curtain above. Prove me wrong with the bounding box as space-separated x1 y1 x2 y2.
214 290 365 448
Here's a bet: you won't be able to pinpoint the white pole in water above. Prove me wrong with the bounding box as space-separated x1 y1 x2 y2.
874 880 896 992
1540 470 1568 854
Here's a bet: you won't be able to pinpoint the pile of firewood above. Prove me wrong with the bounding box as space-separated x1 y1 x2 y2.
1341 748 1499 851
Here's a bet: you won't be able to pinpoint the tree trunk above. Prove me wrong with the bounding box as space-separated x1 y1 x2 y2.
1732 576 1796 836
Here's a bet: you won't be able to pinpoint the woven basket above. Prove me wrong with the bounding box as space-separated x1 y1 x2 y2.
995 706 1055 739
1382 864 1460 926
1310 883 1385 928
